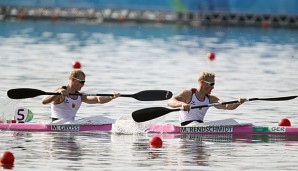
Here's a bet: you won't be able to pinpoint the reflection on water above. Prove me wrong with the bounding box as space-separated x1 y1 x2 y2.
1 130 298 170
48 133 84 161
165 133 298 143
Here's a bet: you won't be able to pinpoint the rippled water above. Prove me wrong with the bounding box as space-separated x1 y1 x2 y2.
0 20 298 170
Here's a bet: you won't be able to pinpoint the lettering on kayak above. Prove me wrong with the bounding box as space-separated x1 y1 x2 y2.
180 126 233 133
270 127 285 132
51 125 80 131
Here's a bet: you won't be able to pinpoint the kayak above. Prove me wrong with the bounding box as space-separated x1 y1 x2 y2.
0 122 112 132
146 119 298 135
1 122 297 135
146 119 298 143
1 117 296 135
0 116 114 132
146 124 298 135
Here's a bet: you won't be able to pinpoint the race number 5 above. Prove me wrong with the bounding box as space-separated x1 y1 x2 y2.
14 107 33 123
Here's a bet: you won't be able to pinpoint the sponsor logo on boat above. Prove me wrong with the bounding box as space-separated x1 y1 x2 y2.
180 126 233 133
51 125 80 131
253 126 286 133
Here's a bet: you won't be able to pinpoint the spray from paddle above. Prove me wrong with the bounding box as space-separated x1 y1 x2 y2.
111 115 167 134
0 97 19 122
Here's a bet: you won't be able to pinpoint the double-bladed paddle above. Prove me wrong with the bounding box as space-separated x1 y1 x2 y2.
7 88 173 101
132 96 297 122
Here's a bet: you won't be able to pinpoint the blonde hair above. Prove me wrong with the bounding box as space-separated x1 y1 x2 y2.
69 69 85 79
197 71 215 81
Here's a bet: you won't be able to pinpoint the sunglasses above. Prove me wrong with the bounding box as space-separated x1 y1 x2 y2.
73 77 85 84
204 80 215 86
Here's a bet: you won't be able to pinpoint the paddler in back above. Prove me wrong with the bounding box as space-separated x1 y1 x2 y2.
167 71 246 126
42 69 120 122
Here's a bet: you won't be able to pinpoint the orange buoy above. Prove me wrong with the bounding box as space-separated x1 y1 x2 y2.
261 20 269 28
118 16 125 23
17 12 25 19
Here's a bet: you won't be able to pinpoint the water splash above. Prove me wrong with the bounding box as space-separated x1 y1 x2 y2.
0 97 19 122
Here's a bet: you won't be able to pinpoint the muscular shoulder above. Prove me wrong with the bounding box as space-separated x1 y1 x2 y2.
174 89 193 101
207 94 220 103
53 86 66 91
178 89 193 96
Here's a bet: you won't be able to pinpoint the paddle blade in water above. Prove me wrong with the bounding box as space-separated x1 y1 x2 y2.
132 90 173 101
7 88 46 99
132 107 176 122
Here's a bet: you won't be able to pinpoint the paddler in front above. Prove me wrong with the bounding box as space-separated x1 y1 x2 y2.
167 71 246 126
42 69 120 122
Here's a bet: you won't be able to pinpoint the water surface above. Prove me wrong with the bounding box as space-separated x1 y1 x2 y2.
0 20 298 170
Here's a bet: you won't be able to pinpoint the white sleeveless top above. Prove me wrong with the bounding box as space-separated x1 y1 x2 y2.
179 90 210 123
51 96 82 121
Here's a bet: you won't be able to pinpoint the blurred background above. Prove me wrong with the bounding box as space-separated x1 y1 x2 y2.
1 0 298 27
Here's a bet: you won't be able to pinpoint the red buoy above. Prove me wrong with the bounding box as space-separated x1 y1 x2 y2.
0 151 15 165
207 52 215 61
72 61 81 69
278 118 291 126
149 136 163 148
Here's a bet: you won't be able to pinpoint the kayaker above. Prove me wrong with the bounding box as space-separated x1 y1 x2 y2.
167 71 246 126
42 69 120 122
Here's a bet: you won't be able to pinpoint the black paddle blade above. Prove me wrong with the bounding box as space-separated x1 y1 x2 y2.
249 96 297 101
132 90 173 101
7 88 46 99
132 107 176 122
